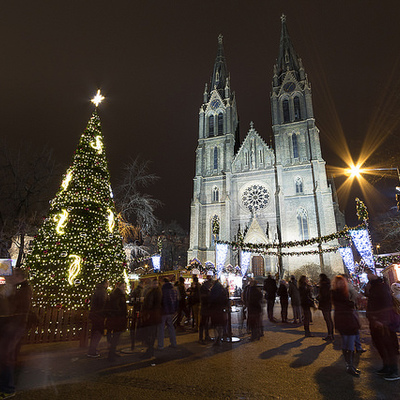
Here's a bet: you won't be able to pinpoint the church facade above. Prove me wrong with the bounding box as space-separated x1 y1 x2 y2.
188 16 344 276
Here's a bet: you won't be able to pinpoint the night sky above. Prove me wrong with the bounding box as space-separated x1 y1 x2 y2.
2 1 400 231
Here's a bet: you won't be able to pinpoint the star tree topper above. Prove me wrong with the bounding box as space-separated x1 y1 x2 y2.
91 89 105 107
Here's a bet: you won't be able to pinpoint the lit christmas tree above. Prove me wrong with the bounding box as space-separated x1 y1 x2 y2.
26 91 127 310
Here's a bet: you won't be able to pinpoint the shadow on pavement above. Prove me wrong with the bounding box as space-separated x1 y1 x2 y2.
259 337 304 359
290 342 328 368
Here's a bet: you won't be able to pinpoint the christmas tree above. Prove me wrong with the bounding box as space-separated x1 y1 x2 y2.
26 91 127 310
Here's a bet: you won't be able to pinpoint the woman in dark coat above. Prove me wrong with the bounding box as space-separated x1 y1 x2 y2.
298 275 314 337
332 275 361 377
277 280 289 323
106 282 127 361
317 274 334 341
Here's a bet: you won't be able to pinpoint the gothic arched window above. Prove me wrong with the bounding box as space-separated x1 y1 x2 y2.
212 187 219 202
297 208 309 240
259 149 264 164
244 151 249 166
294 96 301 121
295 177 303 194
283 99 290 123
213 147 218 170
209 114 214 137
218 113 223 135
292 134 299 159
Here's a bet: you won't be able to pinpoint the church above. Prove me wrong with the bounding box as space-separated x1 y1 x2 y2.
188 16 344 276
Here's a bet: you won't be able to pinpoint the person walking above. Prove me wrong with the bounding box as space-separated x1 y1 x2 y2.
247 279 263 340
198 272 213 344
188 276 201 332
209 279 229 346
128 281 143 350
288 276 301 324
299 275 314 337
277 279 289 323
87 280 109 357
106 282 127 361
331 275 361 377
141 279 162 358
157 278 178 349
263 274 277 322
175 277 188 331
365 268 400 381
317 274 334 341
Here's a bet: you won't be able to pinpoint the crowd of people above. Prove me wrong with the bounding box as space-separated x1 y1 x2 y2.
1 267 400 398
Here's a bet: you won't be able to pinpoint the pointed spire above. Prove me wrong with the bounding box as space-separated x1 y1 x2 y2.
276 15 300 77
210 34 229 97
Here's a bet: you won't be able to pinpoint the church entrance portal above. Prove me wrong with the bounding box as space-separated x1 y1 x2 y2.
252 255 265 277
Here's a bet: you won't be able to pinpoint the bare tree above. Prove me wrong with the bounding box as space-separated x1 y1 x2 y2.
0 143 58 265
372 210 400 253
115 157 161 240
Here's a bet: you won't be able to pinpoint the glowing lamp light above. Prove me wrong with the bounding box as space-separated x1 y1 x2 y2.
107 209 115 232
91 89 105 107
61 171 73 190
54 209 69 235
151 254 161 271
90 136 103 154
68 254 82 285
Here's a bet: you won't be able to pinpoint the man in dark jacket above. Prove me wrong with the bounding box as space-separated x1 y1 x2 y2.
157 278 178 349
247 279 263 341
106 282 127 361
88 280 109 357
199 272 213 344
366 268 400 381
277 279 289 323
209 279 229 346
263 274 277 322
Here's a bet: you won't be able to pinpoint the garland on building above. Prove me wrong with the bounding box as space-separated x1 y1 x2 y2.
217 223 366 253
260 246 342 257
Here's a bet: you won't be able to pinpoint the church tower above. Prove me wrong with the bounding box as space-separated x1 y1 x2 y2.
188 18 343 275
271 15 341 270
188 35 239 264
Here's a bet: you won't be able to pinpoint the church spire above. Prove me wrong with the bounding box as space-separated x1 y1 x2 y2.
210 34 229 98
276 15 300 78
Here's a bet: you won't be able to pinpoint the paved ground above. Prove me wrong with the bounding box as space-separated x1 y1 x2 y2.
12 306 400 399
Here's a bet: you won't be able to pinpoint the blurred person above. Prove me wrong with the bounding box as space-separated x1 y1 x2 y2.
141 279 162 358
299 275 314 337
288 275 301 324
263 274 277 322
157 278 178 349
188 276 201 332
247 279 263 340
0 268 32 398
198 271 213 344
277 279 289 323
175 277 188 330
366 268 400 381
106 282 127 361
331 275 361 377
209 279 229 346
87 280 109 357
317 274 334 341
128 281 144 350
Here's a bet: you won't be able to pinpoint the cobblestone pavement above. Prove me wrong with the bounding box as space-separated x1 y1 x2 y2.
12 306 400 399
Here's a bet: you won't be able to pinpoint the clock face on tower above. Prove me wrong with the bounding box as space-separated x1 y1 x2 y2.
283 81 296 93
242 184 270 213
211 99 221 109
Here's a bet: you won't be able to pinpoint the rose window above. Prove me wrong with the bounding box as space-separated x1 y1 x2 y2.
242 185 270 212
